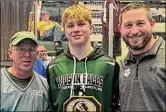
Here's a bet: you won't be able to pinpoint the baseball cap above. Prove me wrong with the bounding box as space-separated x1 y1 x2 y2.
10 31 38 47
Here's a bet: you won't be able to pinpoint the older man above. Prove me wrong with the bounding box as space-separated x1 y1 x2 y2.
1 31 49 111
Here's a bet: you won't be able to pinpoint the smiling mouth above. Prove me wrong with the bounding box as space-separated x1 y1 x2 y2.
72 35 83 39
128 33 145 38
73 35 82 37
128 35 142 39
22 61 31 64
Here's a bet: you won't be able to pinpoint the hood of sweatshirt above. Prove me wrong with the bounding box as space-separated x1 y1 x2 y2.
63 47 106 97
65 47 105 61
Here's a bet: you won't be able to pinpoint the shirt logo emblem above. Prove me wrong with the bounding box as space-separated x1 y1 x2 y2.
124 68 130 77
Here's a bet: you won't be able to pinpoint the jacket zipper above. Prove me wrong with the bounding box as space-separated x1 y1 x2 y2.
135 61 139 79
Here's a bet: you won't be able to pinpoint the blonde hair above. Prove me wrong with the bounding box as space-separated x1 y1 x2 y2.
62 5 92 27
119 2 152 25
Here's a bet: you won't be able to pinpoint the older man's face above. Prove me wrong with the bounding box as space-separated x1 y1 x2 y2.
8 39 38 73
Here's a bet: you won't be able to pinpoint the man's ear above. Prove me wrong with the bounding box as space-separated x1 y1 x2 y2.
150 18 155 27
118 24 121 32
90 24 93 35
8 49 13 59
36 51 39 59
37 51 39 56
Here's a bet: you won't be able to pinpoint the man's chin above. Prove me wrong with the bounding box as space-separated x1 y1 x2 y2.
130 45 145 50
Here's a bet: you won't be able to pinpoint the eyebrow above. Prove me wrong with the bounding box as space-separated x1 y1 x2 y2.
124 22 132 25
124 20 145 24
77 19 86 23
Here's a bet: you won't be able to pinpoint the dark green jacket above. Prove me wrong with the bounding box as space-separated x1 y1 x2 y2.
47 48 119 112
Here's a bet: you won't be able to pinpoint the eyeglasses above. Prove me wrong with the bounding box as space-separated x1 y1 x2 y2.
11 47 37 55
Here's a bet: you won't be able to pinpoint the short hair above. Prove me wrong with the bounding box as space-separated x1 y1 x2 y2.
41 11 50 16
119 2 152 25
62 5 92 27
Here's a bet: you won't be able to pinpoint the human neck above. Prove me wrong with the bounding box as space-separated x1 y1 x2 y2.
8 66 33 79
131 36 156 55
69 43 94 60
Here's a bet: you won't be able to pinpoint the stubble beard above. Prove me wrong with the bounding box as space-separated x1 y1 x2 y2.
123 32 152 50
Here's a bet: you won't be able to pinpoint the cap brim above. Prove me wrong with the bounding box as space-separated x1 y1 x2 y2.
10 37 38 47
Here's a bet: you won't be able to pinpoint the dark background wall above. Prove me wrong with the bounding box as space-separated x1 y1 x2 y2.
0 1 33 67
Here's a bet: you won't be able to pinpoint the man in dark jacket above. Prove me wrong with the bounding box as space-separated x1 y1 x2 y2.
118 2 165 111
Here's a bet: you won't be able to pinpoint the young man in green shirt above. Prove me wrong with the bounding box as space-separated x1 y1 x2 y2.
47 4 120 112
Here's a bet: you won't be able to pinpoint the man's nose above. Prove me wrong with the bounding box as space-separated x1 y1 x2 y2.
73 25 79 33
24 50 31 57
130 25 139 35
